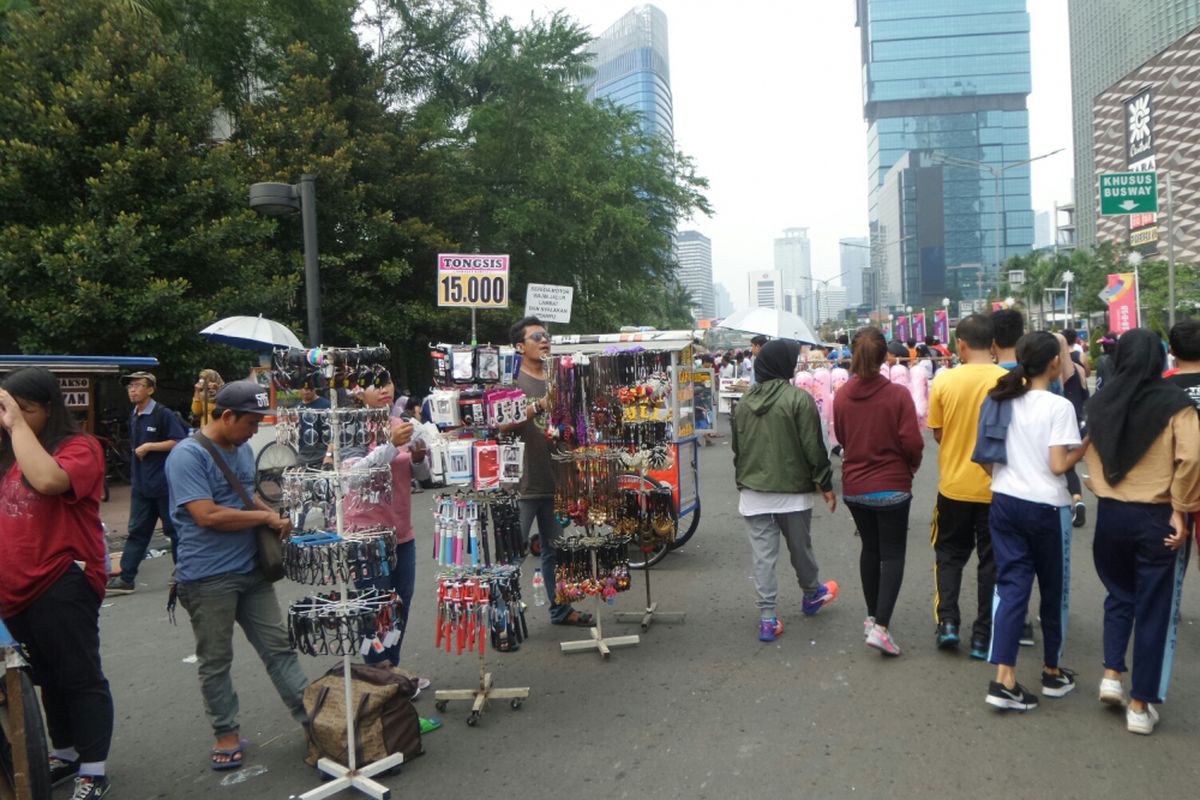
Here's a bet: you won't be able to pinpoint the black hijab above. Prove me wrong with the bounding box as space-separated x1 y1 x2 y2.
753 339 800 383
1085 328 1192 485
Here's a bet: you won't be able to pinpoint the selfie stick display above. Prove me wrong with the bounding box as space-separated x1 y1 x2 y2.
275 345 404 800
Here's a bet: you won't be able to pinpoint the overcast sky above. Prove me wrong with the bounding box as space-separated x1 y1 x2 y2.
488 0 1074 309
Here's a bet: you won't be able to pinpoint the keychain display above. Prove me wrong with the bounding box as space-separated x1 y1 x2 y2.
552 543 631 605
288 589 404 657
282 527 398 586
434 566 526 655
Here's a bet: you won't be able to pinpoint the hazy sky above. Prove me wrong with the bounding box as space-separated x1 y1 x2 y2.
488 0 1074 309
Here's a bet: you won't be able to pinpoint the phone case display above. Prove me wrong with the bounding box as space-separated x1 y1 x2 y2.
271 345 405 797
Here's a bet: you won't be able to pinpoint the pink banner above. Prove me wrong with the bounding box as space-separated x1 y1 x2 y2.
895 315 910 343
883 321 893 341
934 309 949 342
913 313 926 341
1100 273 1138 334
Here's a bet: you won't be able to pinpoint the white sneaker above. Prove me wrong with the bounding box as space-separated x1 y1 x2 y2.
863 617 875 640
866 626 901 656
1126 703 1159 735
1099 677 1127 706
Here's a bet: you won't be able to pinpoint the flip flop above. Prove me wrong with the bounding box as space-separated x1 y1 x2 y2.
210 739 248 771
553 610 594 627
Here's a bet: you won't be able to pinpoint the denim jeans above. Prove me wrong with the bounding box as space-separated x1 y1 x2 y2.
359 538 416 666
119 489 177 582
176 570 308 736
519 497 575 624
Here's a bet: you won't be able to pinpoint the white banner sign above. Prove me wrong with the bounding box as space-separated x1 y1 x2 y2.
524 283 574 323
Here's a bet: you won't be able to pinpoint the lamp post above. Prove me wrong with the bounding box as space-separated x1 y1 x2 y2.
930 148 1064 289
249 175 321 346
1062 270 1074 328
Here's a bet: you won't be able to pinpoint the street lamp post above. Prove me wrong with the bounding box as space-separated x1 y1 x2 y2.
1062 270 1074 328
930 148 1064 289
249 175 322 346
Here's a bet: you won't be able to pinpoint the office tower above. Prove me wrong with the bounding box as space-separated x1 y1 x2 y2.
713 283 733 318
676 230 716 320
774 228 812 318
1069 0 1200 250
584 5 674 143
748 271 783 310
838 237 869 307
1092 27 1200 264
817 287 849 324
857 0 1034 302
1034 211 1053 250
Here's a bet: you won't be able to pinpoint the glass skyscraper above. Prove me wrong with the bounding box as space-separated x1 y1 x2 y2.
857 0 1033 303
585 5 674 143
676 230 715 320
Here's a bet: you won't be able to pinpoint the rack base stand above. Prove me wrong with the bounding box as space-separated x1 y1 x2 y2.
434 671 530 726
614 602 685 633
292 754 405 800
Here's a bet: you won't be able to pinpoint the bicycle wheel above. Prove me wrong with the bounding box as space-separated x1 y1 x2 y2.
255 441 299 505
0 666 51 800
617 473 674 570
671 503 701 550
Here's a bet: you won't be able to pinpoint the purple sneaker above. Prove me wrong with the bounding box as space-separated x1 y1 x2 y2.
802 580 839 616
758 617 784 642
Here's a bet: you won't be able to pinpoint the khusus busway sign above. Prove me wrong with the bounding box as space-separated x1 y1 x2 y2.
1100 172 1158 215
437 253 510 308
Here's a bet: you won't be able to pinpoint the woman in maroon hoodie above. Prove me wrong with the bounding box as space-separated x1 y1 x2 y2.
833 327 924 656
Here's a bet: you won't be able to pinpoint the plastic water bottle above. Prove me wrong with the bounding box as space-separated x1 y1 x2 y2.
531 568 547 607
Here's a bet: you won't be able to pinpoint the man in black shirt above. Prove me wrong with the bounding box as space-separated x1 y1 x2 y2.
1167 319 1200 409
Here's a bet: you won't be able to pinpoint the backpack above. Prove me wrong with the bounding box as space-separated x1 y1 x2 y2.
303 663 423 769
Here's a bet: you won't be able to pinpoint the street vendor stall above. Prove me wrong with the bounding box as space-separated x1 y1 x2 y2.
0 355 159 434
549 330 703 569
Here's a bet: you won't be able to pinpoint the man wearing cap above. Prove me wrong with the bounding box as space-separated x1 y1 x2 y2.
107 372 188 595
165 380 306 771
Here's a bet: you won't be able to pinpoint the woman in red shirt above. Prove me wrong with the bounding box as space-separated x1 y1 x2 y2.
833 328 925 656
0 367 113 799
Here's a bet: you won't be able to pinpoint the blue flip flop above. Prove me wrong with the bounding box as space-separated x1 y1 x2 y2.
210 739 248 771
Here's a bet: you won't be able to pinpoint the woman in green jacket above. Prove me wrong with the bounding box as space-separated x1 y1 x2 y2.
732 339 839 642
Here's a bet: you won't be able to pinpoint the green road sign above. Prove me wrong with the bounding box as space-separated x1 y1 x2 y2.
1100 172 1158 215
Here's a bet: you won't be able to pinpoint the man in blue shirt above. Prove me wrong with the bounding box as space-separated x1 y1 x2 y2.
166 380 305 771
107 372 188 595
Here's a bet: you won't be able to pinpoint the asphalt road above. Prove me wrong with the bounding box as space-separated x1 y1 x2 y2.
92 420 1200 800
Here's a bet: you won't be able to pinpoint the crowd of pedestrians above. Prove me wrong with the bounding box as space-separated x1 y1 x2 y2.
731 313 1200 735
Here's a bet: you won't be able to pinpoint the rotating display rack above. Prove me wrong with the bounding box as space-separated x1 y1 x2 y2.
275 345 404 800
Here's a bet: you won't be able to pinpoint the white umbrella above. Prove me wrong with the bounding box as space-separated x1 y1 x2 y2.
716 308 821 345
199 314 304 351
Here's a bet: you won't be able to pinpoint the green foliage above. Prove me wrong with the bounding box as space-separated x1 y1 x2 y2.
0 0 710 391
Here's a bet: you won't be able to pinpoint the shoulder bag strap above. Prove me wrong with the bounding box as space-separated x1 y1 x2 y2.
191 432 256 511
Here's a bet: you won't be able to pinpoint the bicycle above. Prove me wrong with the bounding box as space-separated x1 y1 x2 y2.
0 620 50 800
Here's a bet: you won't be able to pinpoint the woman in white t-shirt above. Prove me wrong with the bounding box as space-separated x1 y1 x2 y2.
977 331 1090 713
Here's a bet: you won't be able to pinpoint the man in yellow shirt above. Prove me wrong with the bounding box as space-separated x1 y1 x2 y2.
927 315 1007 659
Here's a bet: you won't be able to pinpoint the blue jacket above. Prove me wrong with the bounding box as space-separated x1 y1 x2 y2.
971 396 1011 466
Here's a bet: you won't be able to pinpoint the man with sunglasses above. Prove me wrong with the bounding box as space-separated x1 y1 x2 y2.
107 371 187 595
506 316 592 634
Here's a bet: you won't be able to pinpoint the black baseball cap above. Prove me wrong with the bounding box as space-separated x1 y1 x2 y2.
887 341 909 357
214 380 273 415
121 371 157 386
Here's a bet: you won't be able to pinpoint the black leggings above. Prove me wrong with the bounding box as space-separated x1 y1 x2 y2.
847 500 912 628
4 566 114 763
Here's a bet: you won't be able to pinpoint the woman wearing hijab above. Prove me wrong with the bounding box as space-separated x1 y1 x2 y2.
1084 328 1200 735
732 339 839 642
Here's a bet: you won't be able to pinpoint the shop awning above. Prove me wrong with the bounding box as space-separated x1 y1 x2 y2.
0 355 160 375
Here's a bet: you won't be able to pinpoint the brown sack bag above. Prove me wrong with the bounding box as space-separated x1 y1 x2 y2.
303 663 423 768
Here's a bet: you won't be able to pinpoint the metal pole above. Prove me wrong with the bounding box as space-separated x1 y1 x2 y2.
1166 170 1176 329
471 307 478 346
1065 280 1071 328
298 175 322 346
993 170 1001 294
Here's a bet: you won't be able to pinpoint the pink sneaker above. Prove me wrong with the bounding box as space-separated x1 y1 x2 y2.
863 617 875 640
866 626 901 656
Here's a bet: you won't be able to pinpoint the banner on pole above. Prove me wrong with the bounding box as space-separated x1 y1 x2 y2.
912 313 926 342
934 310 949 342
895 315 910 343
883 321 893 341
1099 272 1138 335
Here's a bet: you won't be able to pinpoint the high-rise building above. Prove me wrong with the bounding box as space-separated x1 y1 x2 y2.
774 228 813 318
748 271 783 311
838 237 869 307
1092 26 1200 265
1034 211 1053 251
584 5 674 143
817 287 849 324
857 1 1034 302
675 230 715 320
713 282 733 318
1069 0 1200 250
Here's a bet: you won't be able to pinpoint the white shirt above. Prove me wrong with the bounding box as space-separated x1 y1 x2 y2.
990 390 1082 507
738 489 815 516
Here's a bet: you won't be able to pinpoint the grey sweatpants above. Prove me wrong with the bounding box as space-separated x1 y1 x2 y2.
744 510 821 615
